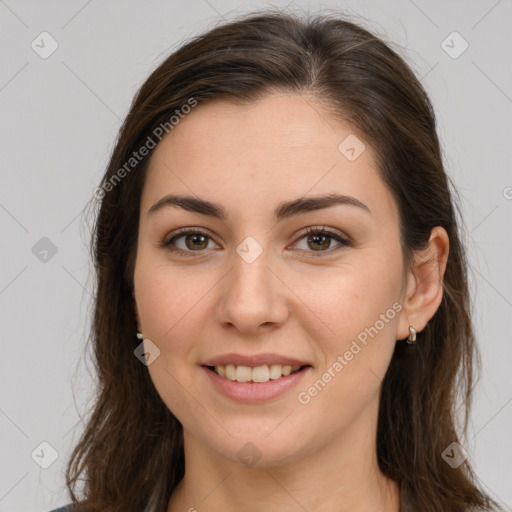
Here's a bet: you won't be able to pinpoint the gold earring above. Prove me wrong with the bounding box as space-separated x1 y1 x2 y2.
407 325 417 344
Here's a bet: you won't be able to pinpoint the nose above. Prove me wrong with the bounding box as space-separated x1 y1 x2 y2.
215 246 289 335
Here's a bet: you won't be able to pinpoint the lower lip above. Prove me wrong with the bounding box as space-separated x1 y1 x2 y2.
202 365 312 403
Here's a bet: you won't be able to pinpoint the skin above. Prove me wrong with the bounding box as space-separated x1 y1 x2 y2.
132 92 449 512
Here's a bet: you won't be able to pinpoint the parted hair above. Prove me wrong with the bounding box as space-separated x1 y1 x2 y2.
65 9 501 512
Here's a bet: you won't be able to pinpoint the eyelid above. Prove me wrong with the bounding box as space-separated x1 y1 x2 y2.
161 227 221 257
294 225 348 242
289 226 351 256
161 225 351 257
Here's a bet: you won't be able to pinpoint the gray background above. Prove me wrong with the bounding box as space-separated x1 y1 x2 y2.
1 1 511 511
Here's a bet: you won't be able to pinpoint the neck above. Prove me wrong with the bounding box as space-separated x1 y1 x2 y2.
167 396 400 512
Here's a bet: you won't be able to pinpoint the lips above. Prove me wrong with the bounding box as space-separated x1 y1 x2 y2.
200 352 313 402
202 352 311 368
202 363 312 403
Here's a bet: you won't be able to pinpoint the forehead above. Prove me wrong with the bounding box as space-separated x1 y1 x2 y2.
141 93 398 224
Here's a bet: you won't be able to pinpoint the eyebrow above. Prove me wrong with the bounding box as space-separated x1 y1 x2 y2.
147 193 371 221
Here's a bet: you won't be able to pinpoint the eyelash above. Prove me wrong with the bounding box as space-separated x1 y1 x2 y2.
160 226 351 258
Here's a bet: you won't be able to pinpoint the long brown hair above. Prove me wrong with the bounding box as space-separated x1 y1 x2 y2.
65 9 502 512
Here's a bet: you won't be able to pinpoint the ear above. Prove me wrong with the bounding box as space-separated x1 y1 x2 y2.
396 226 450 340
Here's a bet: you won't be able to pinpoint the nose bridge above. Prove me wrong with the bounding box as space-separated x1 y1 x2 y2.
215 237 288 332
233 244 272 297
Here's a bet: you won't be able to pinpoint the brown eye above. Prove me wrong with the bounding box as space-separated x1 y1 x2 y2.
292 227 351 256
306 232 332 251
183 233 209 250
162 228 219 256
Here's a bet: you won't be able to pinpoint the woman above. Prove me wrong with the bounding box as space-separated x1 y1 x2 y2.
50 9 503 512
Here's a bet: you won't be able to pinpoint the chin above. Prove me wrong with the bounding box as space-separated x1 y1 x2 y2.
196 421 315 469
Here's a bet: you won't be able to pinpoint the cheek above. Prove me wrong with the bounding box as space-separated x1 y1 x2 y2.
134 258 214 346
292 255 401 344
294 253 402 393
134 261 214 425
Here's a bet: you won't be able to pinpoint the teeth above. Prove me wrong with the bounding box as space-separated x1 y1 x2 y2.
235 365 252 382
269 364 283 380
213 364 302 383
225 364 236 380
251 365 269 382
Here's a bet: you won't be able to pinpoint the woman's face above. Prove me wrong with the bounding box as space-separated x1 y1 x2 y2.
133 93 409 466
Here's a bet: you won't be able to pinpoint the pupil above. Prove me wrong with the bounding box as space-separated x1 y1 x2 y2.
187 234 207 250
309 234 329 251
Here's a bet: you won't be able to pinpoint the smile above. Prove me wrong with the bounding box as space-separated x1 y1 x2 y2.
202 364 312 403
208 364 305 383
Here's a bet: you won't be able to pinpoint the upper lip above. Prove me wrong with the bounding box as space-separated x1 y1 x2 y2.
202 352 312 368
